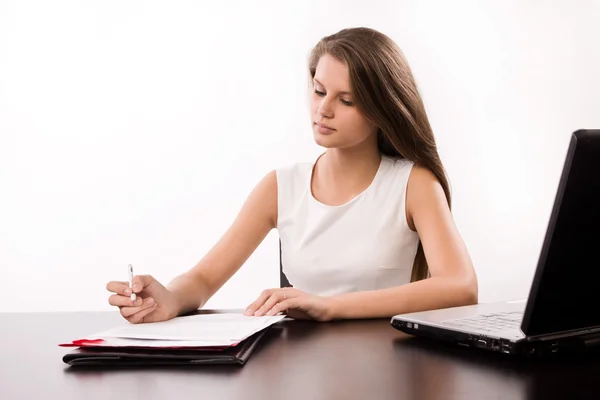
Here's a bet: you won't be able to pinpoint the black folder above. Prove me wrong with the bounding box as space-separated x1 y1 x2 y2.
62 329 266 367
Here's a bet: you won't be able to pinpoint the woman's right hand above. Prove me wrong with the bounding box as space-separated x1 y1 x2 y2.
106 274 180 324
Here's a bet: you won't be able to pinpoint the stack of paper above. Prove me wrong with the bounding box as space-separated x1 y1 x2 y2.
59 313 286 349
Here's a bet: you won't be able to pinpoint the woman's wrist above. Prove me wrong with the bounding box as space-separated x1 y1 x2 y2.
166 274 204 316
325 295 342 321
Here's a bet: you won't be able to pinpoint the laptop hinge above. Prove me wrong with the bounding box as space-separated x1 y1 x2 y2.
525 325 600 342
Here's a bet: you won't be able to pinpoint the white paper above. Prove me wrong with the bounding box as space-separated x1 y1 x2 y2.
85 313 285 345
77 337 238 348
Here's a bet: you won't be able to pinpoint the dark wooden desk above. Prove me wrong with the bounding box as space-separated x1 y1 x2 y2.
1 311 599 400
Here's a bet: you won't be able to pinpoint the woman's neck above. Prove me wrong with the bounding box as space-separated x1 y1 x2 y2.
312 143 382 202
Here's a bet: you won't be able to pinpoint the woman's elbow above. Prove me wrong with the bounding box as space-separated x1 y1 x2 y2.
449 274 478 306
459 276 479 305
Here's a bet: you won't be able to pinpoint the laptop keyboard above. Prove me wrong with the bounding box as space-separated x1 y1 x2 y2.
442 311 523 332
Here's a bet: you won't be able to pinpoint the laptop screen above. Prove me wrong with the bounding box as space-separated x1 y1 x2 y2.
522 130 600 337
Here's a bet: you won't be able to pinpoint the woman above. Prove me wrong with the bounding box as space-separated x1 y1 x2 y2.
106 27 478 323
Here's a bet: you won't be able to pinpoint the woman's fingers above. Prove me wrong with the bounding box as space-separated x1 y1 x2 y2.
266 297 300 316
119 297 155 318
244 288 277 316
108 294 142 307
107 274 156 298
126 302 158 324
254 291 287 316
106 281 132 296
130 274 156 294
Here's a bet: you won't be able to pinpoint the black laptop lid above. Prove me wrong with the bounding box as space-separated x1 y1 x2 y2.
521 130 600 337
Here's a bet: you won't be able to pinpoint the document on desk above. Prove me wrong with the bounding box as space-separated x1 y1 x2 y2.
59 313 285 349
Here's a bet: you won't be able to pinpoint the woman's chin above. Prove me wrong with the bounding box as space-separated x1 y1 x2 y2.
313 132 338 148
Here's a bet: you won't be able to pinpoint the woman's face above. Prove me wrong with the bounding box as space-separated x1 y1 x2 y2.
310 54 378 149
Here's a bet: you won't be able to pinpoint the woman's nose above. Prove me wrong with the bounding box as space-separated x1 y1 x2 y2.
317 97 334 118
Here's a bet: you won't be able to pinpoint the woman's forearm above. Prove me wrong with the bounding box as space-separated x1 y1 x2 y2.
166 271 212 315
328 276 478 320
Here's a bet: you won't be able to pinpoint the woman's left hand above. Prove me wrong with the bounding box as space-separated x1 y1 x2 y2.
243 288 334 322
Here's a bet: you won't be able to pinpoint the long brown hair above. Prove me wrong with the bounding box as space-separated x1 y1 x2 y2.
308 27 452 282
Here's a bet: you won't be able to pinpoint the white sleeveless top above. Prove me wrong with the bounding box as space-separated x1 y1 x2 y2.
276 154 420 297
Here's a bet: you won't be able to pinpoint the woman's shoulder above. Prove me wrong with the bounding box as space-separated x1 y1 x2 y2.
275 161 313 182
381 156 416 180
383 155 415 168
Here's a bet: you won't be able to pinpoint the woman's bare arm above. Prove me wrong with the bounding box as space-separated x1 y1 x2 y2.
167 170 278 315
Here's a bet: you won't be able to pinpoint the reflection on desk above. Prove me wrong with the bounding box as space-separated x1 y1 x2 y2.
1 310 599 400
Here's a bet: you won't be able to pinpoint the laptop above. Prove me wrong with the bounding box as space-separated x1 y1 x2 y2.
391 129 600 356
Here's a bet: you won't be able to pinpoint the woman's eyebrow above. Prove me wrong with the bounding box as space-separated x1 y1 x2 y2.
313 78 352 95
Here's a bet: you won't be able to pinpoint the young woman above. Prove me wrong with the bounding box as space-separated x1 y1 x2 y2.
106 27 478 323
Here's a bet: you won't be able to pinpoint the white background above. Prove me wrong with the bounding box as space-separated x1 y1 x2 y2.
1 0 599 312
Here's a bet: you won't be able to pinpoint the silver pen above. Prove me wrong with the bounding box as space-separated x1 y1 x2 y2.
128 264 136 301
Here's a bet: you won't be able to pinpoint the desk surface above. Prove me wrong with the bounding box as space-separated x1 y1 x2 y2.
1 311 599 400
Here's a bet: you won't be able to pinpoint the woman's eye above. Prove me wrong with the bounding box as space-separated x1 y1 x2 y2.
314 90 354 106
